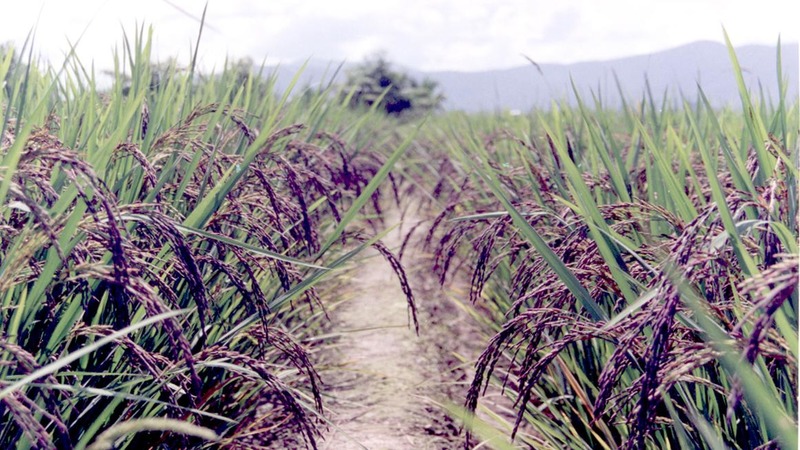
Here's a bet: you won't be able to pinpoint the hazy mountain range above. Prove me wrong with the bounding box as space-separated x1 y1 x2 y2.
273 41 798 112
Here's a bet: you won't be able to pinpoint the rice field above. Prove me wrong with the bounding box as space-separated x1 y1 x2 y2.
413 37 797 449
0 24 796 450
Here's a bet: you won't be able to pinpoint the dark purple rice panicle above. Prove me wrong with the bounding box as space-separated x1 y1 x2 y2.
193 347 320 449
738 256 798 363
1 392 58 450
424 175 474 241
434 221 474 285
469 216 510 304
398 219 425 261
353 234 419 334
121 205 210 331
110 142 161 202
424 202 458 252
624 207 717 449
754 439 781 450
0 340 71 449
247 326 324 412
72 323 172 380
280 157 319 254
723 255 799 419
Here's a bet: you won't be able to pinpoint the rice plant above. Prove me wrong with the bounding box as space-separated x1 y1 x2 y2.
422 38 797 449
0 25 417 449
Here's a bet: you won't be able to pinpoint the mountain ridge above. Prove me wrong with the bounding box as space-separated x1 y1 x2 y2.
273 41 798 111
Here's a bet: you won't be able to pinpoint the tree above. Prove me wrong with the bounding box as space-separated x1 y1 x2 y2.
343 55 444 116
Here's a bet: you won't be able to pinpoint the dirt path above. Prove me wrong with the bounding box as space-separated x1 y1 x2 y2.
320 207 459 450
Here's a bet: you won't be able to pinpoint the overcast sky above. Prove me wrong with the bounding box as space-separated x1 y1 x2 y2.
1 0 797 72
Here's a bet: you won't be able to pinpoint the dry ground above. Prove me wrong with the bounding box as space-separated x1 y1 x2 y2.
318 206 466 450
310 201 522 450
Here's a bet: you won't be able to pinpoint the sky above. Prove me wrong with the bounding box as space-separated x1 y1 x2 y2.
0 0 797 72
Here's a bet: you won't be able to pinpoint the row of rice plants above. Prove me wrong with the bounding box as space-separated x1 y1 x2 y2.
419 40 797 449
0 26 414 449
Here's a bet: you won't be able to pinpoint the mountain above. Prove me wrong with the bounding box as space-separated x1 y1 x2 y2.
272 41 798 112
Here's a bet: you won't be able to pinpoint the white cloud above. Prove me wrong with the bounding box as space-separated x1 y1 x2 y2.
0 0 796 72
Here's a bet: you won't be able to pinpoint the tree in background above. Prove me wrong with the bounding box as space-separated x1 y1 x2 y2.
343 55 444 116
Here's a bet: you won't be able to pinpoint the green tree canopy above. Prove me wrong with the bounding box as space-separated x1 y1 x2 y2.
343 55 444 116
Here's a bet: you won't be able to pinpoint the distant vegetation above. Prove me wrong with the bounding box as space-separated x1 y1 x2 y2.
341 55 444 116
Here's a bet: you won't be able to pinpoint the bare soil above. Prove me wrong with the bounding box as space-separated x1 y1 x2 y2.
318 206 470 450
